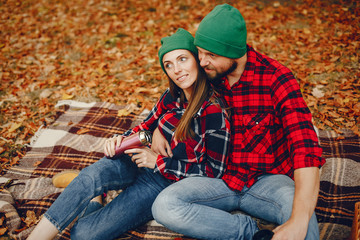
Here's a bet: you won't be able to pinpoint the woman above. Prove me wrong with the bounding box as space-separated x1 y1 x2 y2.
27 28 230 240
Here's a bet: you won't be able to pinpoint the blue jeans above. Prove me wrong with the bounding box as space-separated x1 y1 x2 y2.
152 174 319 240
44 156 171 240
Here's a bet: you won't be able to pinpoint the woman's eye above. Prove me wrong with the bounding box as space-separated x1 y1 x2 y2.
180 57 187 62
165 63 173 69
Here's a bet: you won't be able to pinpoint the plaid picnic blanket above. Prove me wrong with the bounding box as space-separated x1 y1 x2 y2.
0 100 359 240
316 128 360 240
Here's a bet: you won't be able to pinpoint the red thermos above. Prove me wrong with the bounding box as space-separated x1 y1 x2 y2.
108 130 152 157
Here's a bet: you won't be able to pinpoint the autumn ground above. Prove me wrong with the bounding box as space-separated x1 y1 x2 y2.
0 0 359 175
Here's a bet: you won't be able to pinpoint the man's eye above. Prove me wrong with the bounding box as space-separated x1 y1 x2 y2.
180 57 187 62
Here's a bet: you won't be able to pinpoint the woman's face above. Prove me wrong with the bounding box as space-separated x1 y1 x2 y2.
163 49 198 100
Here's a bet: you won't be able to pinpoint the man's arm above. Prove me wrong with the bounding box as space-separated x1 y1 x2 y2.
151 127 173 157
272 167 320 240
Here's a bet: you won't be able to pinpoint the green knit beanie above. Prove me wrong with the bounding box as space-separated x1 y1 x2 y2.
194 4 247 59
158 28 198 73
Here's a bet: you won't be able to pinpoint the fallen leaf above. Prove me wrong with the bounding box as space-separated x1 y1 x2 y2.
117 109 131 117
24 210 39 227
33 161 42 166
8 122 22 133
62 93 74 100
0 227 7 236
311 87 325 98
76 128 91 134
86 80 97 88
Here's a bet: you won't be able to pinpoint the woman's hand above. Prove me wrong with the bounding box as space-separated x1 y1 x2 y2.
151 127 173 157
125 147 158 169
104 135 123 158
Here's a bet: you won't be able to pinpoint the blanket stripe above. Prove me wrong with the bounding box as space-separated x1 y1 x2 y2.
0 101 358 240
316 129 360 239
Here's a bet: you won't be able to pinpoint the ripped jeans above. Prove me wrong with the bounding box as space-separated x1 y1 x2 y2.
44 156 171 240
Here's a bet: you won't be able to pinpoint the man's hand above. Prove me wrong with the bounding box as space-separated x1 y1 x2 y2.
151 127 173 157
125 147 158 169
272 217 308 240
272 167 320 240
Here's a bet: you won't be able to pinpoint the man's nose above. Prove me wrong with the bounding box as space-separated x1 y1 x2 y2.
199 55 208 68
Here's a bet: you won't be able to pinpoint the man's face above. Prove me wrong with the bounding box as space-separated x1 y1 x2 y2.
197 47 237 83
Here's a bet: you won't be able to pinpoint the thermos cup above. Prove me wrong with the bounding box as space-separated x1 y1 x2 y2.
106 130 152 158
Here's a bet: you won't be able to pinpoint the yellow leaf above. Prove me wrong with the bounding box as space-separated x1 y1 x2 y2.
303 28 311 34
40 37 51 43
270 35 277 41
0 227 7 235
96 68 106 77
24 210 39 227
62 93 74 100
76 128 91 134
117 109 131 117
8 122 22 133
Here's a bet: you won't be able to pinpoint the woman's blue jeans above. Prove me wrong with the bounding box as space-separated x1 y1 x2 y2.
152 174 320 240
44 156 171 240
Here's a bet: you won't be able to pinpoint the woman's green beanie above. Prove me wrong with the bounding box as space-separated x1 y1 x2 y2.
194 4 247 59
158 28 198 73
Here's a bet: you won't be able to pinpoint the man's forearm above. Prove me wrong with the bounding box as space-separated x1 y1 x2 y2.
291 167 320 228
273 167 320 239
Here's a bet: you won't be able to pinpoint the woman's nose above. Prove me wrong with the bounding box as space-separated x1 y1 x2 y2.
174 63 182 73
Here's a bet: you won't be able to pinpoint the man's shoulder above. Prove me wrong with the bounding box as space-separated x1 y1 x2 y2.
248 45 291 74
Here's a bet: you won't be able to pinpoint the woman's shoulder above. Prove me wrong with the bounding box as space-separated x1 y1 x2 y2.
203 92 227 113
159 88 180 109
200 93 229 122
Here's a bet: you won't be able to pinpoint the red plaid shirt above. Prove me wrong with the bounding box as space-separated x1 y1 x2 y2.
124 89 231 182
217 45 325 192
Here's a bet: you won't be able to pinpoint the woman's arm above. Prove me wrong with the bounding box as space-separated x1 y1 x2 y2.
156 104 230 181
105 90 173 158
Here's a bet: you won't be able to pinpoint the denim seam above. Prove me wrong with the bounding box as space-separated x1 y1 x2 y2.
43 212 62 232
58 184 110 231
127 211 153 231
239 191 283 221
188 191 239 204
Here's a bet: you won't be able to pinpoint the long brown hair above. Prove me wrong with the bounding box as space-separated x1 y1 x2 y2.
168 52 213 142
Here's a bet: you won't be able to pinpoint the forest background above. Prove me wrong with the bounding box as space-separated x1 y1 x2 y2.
0 0 359 173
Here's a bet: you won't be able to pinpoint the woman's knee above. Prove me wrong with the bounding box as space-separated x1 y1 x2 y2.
152 187 185 225
70 222 91 240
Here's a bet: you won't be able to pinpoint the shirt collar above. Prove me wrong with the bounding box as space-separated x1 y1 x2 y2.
222 45 256 89
179 91 213 118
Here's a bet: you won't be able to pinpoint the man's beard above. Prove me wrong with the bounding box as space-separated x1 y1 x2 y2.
206 61 238 86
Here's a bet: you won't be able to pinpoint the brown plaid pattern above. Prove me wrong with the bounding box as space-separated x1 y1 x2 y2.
0 101 358 239
316 129 360 240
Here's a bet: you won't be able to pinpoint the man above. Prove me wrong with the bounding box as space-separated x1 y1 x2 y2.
151 4 325 240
